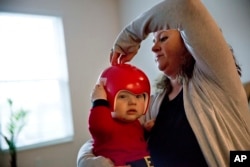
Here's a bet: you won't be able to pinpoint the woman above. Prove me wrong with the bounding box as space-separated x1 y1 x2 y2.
142 30 208 166
78 0 250 166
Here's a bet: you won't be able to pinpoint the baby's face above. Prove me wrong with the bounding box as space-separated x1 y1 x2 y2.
112 90 146 122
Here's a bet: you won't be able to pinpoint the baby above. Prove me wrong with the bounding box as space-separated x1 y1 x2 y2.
88 64 153 167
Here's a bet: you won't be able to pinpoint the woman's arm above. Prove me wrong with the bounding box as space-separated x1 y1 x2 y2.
77 139 114 167
113 0 221 57
112 0 241 96
112 0 229 74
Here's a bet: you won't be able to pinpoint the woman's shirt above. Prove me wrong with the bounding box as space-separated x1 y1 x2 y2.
148 90 208 167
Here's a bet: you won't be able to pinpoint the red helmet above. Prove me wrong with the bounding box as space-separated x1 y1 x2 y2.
99 64 150 114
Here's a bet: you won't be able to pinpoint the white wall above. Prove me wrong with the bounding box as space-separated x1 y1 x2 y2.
202 0 250 83
0 0 119 167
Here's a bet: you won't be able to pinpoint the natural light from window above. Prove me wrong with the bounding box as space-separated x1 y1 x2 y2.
0 12 73 150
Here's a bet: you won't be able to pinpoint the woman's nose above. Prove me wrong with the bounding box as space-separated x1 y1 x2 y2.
152 42 160 53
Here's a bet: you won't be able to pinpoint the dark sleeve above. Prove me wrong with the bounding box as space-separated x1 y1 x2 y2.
92 99 109 108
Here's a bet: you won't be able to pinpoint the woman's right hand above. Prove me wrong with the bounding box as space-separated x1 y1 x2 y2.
110 50 137 65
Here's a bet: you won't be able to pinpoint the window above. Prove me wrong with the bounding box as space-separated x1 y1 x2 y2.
0 12 73 150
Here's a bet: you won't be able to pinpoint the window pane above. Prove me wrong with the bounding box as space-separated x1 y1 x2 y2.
0 13 67 80
0 80 73 148
0 13 73 150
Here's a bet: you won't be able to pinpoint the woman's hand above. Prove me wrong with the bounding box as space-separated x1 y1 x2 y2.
144 119 156 132
110 50 137 65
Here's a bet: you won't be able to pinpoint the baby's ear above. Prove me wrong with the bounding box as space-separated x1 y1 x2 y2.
98 77 107 86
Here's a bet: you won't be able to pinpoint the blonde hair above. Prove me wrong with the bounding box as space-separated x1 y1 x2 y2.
154 45 241 94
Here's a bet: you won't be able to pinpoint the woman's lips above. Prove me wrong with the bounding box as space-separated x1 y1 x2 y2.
155 54 163 61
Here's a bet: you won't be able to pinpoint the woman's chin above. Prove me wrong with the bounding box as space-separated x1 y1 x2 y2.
157 64 165 71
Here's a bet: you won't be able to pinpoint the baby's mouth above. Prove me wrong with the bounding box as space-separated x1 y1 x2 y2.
127 109 137 114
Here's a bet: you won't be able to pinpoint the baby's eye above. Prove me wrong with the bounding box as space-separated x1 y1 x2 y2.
160 36 168 42
118 94 126 99
136 94 144 99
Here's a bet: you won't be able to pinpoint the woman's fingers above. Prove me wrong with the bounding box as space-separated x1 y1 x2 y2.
119 52 136 64
110 51 120 65
110 51 137 65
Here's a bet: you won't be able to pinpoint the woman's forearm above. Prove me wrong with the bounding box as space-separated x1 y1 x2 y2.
77 139 114 167
113 0 237 88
